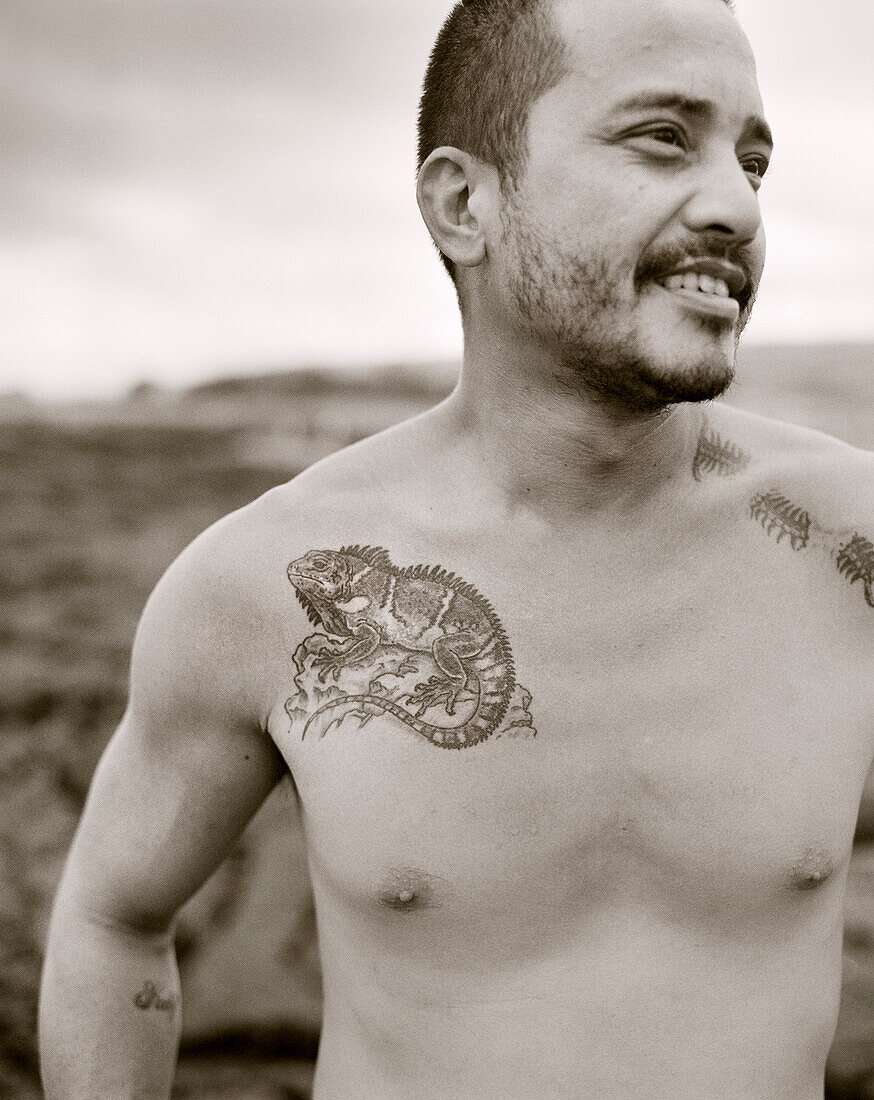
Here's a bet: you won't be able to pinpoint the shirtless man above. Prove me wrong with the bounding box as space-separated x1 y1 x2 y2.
39 0 874 1096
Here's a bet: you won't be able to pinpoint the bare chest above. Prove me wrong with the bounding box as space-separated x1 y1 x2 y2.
271 539 873 948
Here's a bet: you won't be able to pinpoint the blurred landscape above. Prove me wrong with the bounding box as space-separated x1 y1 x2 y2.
2 346 874 1098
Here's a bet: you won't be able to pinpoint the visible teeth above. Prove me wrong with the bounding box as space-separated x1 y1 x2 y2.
660 273 733 298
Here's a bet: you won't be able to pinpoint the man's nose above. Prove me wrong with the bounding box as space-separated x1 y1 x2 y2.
682 153 763 245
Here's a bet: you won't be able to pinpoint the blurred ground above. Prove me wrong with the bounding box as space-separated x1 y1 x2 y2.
1 347 873 1098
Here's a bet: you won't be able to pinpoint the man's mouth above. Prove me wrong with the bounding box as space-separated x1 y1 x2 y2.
659 272 732 298
648 259 748 323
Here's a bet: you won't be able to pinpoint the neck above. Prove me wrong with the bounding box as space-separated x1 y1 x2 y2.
438 330 705 523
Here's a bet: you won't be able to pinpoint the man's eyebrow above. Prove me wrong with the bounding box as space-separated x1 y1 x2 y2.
610 92 774 148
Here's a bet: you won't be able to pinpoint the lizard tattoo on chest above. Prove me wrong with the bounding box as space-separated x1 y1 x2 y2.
285 546 535 749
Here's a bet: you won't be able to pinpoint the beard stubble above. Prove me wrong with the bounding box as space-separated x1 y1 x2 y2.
501 198 743 413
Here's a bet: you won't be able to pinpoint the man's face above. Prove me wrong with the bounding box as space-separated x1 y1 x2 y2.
492 0 771 410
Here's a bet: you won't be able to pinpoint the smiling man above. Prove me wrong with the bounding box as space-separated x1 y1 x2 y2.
39 1 874 1098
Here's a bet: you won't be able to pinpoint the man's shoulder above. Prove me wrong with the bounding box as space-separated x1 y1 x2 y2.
250 413 439 532
708 403 874 517
128 470 361 732
152 423 419 618
710 401 868 461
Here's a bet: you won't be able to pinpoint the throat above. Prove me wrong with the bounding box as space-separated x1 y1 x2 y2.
442 389 701 520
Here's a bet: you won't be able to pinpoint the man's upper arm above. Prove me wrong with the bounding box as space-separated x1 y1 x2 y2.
57 526 288 932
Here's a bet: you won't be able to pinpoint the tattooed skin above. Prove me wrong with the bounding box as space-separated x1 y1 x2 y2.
693 425 751 482
133 981 175 1012
836 535 874 608
692 429 873 612
285 546 536 749
749 491 812 552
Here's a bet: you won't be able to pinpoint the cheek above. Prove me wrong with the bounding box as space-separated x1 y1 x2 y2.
752 229 767 279
517 160 621 239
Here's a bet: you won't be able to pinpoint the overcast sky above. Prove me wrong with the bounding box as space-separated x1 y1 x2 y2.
2 0 873 398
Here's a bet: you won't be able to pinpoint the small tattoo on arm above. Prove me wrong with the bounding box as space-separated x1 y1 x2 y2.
749 491 812 551
692 425 751 481
133 981 175 1012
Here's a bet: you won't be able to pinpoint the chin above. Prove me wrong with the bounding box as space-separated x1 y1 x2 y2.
554 324 738 412
634 330 737 405
635 357 736 407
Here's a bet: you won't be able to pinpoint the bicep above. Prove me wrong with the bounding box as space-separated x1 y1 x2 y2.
61 706 286 933
57 532 288 931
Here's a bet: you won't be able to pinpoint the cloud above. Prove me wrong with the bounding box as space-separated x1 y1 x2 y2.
2 0 873 395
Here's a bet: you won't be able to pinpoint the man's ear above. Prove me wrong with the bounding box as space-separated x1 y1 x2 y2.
416 147 495 270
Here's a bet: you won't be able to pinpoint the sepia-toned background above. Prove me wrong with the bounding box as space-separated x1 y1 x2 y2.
2 0 873 1097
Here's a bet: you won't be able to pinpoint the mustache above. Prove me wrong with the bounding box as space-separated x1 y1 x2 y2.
635 238 757 313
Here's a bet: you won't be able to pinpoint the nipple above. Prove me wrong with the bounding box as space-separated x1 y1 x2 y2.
380 884 421 911
378 867 443 912
791 848 835 890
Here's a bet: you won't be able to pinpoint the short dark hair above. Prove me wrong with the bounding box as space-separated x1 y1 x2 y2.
417 0 570 282
417 0 737 283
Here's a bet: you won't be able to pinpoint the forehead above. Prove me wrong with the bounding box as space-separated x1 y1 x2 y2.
548 0 762 119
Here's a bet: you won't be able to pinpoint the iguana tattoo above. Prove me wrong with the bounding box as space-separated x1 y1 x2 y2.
286 546 534 749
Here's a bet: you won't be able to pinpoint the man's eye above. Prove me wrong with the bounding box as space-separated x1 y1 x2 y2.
741 155 769 179
647 127 686 148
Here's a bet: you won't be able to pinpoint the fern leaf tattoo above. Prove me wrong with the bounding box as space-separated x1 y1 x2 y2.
836 535 874 608
693 427 751 482
749 491 811 551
